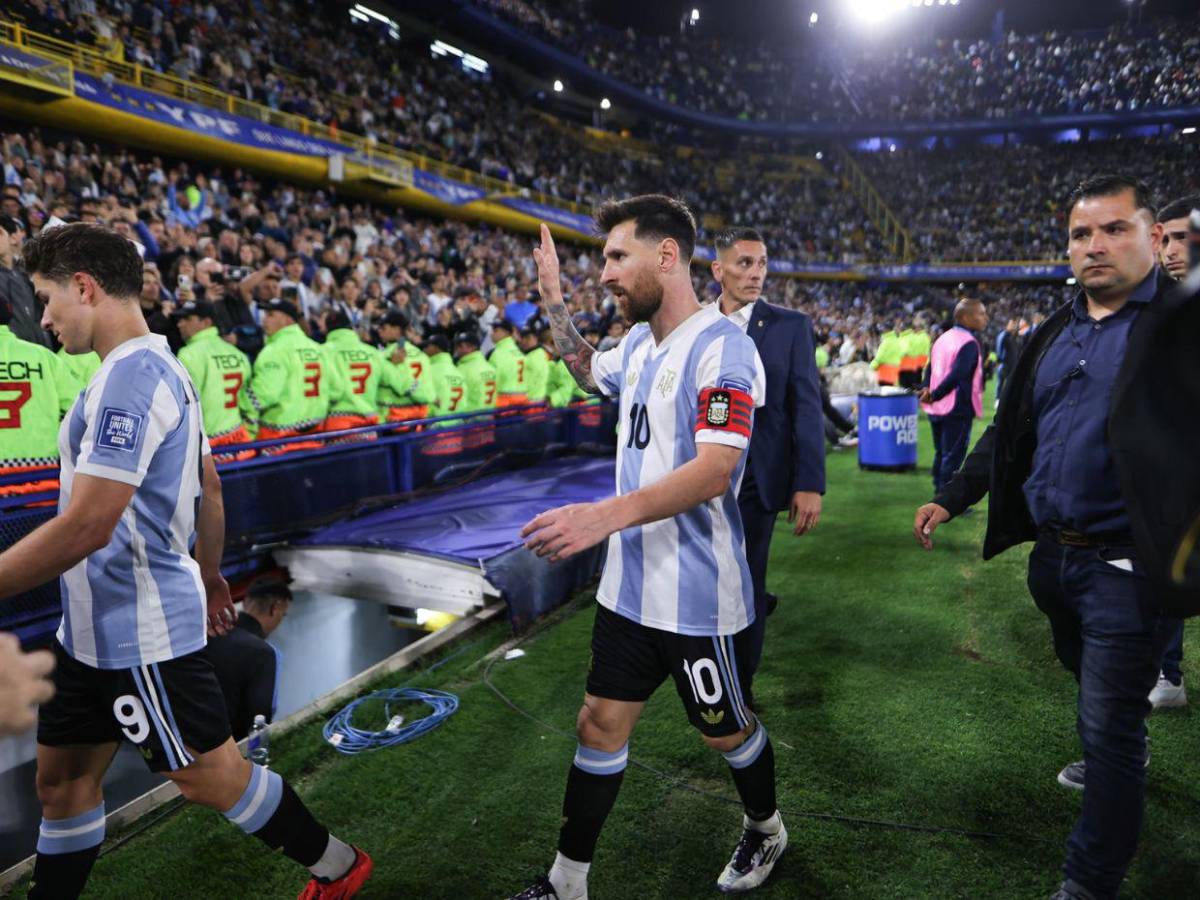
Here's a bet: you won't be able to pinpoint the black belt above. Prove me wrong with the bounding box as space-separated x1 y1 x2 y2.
1041 526 1135 549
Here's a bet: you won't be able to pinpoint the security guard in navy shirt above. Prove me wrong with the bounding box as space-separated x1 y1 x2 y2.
913 175 1187 900
206 577 290 741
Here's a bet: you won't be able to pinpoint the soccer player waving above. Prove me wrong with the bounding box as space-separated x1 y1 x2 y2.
511 199 783 899
0 225 371 900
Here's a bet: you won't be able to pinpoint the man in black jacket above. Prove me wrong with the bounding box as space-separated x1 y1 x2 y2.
713 228 825 678
206 577 290 741
913 175 1199 900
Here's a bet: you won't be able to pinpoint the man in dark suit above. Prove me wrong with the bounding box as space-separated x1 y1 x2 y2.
713 228 825 679
913 175 1200 900
206 576 290 740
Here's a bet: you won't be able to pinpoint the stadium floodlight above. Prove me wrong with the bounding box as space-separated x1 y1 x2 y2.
691 8 700 23
600 98 612 109
810 12 819 25
553 79 564 92
849 0 910 25
1183 126 1198 135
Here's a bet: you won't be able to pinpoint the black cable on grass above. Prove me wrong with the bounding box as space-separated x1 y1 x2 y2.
482 602 1052 845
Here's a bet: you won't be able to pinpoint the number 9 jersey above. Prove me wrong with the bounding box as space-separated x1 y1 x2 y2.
591 304 766 637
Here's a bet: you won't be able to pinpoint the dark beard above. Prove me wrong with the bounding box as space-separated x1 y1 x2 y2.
621 268 664 324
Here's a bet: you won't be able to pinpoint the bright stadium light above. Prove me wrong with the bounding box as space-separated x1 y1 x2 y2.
691 8 700 23
553 79 564 92
600 97 612 110
1183 126 1198 135
809 12 819 25
850 0 909 25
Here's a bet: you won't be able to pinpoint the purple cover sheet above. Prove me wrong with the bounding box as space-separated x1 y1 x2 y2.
297 456 615 564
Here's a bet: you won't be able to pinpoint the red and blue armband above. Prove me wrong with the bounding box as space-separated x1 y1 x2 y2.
695 386 754 438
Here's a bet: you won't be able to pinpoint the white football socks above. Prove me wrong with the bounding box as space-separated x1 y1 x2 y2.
548 852 590 899
308 834 357 882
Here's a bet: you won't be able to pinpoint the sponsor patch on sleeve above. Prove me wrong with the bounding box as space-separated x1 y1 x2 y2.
696 387 753 438
96 407 144 453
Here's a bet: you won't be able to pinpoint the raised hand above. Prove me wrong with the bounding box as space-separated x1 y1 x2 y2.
532 224 564 306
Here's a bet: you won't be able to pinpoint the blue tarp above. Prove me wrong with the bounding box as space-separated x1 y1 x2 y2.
297 455 615 628
297 456 615 564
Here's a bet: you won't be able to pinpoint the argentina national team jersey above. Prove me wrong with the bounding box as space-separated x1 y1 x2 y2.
57 334 210 669
591 304 766 636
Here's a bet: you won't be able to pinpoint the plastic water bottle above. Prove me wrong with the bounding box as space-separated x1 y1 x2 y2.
248 715 270 766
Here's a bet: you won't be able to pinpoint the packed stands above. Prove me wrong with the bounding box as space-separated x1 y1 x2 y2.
470 0 1200 124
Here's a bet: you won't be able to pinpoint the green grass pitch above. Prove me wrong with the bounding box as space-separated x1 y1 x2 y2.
16 391 1200 898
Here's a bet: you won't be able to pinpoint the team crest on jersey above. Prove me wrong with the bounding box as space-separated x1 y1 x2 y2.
627 370 639 387
705 391 731 426
656 368 678 398
97 408 144 452
701 708 725 726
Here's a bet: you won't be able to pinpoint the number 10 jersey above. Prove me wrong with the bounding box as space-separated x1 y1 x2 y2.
591 305 766 637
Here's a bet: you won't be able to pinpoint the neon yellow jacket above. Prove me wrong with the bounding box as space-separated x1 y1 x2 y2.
0 325 74 465
178 326 253 438
248 323 344 430
455 350 498 412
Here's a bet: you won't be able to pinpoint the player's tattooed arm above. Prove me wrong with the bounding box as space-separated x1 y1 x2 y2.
546 302 598 393
534 224 598 394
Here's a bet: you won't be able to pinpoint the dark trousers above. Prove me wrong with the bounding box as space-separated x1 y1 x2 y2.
1027 538 1169 899
738 491 778 679
1160 619 1185 684
929 414 973 492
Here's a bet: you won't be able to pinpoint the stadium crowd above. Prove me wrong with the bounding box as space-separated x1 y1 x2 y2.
0 125 1075 476
472 0 1200 124
5 0 871 263
859 135 1200 261
9 2 1198 269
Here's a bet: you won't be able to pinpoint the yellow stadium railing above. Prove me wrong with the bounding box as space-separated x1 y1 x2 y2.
0 19 590 217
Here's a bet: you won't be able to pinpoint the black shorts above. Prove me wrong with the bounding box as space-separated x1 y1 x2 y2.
38 641 231 773
586 604 755 738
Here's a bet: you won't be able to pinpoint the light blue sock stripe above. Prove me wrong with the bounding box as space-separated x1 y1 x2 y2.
223 763 266 821
38 802 106 855
573 742 629 775
723 721 767 770
131 667 179 771
224 766 283 834
150 664 194 766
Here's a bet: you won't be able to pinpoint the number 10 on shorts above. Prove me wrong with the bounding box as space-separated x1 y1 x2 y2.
682 658 724 706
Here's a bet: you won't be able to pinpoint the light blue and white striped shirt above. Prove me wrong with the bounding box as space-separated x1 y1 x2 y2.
591 305 766 636
57 334 209 669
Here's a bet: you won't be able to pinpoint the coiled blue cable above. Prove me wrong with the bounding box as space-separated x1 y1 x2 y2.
322 688 459 755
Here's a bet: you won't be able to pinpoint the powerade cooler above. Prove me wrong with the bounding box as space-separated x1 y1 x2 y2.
857 391 919 471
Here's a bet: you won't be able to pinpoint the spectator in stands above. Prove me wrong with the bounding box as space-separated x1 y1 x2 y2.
139 263 181 352
206 577 291 742
0 214 49 347
504 286 539 328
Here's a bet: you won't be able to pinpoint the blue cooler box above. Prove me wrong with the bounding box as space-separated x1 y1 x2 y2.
857 391 919 471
